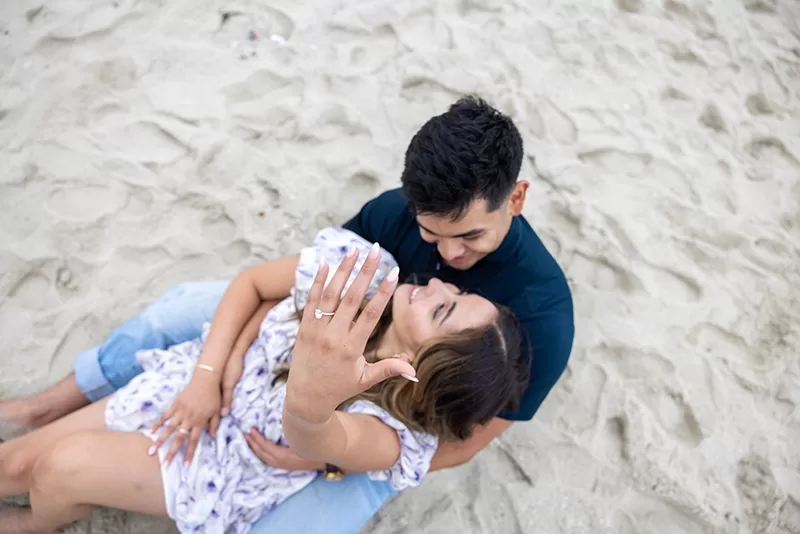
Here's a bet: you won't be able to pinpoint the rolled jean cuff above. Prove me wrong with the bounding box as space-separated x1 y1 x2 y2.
74 347 117 402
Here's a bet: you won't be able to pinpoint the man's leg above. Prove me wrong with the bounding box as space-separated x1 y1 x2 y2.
0 281 230 437
251 474 397 534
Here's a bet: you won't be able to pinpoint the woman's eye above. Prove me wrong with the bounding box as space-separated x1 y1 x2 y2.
433 303 445 319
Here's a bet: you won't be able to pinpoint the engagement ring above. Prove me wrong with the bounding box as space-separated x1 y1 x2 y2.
314 309 335 320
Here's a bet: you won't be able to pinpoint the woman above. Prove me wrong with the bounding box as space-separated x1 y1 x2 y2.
0 227 529 534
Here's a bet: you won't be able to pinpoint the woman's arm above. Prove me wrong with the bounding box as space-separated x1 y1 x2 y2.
219 299 280 413
283 410 401 472
198 256 299 373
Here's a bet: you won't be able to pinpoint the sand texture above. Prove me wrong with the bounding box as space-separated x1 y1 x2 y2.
2 0 800 533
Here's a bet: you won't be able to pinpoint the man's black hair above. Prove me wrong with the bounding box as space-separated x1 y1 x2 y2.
400 95 524 219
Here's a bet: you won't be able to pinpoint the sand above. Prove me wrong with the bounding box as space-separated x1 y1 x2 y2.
1 0 799 532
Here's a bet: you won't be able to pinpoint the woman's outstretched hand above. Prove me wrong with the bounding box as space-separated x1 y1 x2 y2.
284 243 416 425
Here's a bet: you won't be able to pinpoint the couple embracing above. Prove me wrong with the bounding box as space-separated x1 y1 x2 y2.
0 97 574 533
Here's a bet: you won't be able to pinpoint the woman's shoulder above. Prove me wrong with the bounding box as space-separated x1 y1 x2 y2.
307 226 398 264
344 400 438 490
293 226 399 304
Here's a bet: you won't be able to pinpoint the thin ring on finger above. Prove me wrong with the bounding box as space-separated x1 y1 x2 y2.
178 428 190 435
314 308 336 320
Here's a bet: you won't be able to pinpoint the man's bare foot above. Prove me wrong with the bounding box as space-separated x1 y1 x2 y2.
0 507 54 534
0 374 91 441
0 403 32 441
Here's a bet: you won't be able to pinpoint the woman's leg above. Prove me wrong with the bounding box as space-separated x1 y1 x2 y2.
31 430 165 532
0 399 108 497
0 430 166 534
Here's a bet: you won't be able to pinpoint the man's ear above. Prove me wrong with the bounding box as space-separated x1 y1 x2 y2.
507 181 529 216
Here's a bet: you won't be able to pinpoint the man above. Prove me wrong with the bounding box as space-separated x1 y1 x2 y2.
0 96 574 532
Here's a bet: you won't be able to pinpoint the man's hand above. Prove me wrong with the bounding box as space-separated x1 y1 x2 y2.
245 428 325 472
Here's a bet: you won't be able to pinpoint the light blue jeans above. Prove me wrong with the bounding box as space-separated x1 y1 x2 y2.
73 281 396 533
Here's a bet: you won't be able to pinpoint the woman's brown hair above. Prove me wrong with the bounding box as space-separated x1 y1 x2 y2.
277 283 530 442
354 298 529 442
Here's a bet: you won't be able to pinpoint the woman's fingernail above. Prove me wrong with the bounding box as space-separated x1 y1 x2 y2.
387 266 400 282
318 259 327 271
220 407 230 416
401 374 419 383
369 242 380 259
148 445 157 456
346 245 357 258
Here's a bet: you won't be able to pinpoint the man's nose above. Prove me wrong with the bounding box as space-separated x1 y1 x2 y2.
438 240 465 260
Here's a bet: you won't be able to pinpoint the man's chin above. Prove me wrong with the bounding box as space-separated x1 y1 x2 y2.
445 257 477 270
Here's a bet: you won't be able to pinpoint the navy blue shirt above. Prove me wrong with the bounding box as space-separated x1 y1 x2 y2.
343 189 574 421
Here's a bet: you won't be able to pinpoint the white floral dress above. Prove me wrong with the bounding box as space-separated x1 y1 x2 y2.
105 227 439 534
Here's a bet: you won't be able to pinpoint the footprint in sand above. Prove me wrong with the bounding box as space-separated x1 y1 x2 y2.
744 234 798 271
346 170 382 200
577 148 700 204
569 251 643 293
593 344 704 447
539 99 578 144
6 269 60 311
687 322 769 372
636 386 704 447
101 120 189 166
223 69 298 105
745 93 774 116
614 0 644 13
736 453 786 533
698 102 728 134
35 1 140 44
594 343 676 380
45 184 129 221
637 261 702 303
309 103 373 141
524 99 577 144
743 136 800 180
214 240 253 268
595 414 629 464
400 76 461 106
196 207 238 245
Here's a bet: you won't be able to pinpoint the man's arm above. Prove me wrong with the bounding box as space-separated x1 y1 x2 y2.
429 417 512 471
198 256 299 372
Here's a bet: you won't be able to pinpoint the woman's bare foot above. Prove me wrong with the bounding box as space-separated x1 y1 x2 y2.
0 507 54 534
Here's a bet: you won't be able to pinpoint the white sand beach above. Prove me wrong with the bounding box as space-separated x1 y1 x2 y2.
1 0 799 532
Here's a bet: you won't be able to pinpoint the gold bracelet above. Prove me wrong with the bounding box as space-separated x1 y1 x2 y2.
196 364 215 373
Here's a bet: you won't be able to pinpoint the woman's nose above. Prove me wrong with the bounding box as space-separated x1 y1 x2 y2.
427 277 444 289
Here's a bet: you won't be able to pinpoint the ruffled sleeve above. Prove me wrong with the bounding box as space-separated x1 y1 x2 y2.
344 400 439 491
292 226 399 311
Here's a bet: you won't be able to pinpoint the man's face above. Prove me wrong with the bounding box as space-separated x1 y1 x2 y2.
415 182 528 270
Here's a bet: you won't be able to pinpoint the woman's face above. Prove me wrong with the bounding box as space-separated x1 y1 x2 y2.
388 278 498 355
